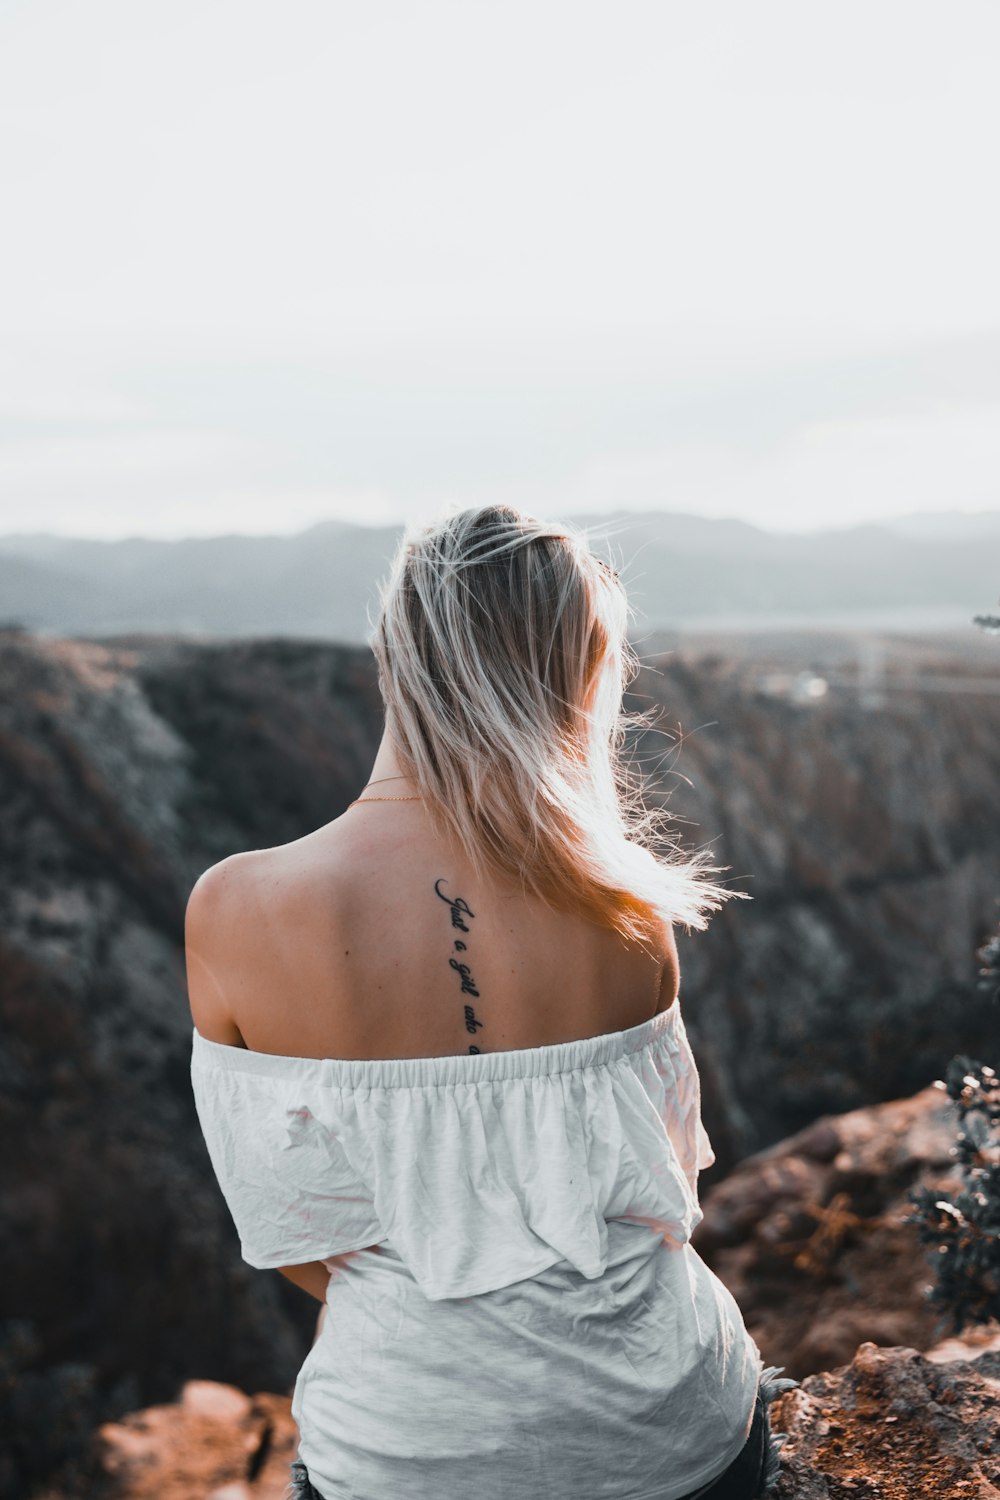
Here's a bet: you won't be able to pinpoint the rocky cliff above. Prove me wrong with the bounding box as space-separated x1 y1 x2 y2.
650 645 1000 1164
0 624 997 1499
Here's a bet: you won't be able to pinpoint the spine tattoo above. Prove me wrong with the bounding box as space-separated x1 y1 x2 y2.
435 878 485 1052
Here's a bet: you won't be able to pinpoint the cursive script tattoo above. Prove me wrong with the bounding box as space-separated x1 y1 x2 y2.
449 957 480 996
435 877 485 1052
435 878 475 932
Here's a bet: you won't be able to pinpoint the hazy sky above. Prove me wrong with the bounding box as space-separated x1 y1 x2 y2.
1 0 999 539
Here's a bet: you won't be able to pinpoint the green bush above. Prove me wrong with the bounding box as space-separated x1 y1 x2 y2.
906 1048 1000 1337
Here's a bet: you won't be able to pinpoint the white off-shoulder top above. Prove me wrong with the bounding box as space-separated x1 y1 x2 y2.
190 999 763 1500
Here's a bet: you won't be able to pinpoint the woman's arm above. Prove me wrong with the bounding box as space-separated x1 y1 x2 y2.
187 864 333 1307
277 1260 331 1303
185 856 250 1044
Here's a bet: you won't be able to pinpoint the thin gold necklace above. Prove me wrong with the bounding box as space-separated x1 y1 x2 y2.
349 777 422 807
349 795 422 806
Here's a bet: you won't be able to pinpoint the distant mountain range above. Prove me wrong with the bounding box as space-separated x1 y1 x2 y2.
0 509 997 643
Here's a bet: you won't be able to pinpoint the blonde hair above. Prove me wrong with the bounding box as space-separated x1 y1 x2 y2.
370 504 748 948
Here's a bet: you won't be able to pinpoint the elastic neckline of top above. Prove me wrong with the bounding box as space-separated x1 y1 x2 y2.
190 999 683 1089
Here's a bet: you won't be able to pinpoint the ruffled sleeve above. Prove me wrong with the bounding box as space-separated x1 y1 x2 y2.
625 1001 716 1196
190 1039 380 1268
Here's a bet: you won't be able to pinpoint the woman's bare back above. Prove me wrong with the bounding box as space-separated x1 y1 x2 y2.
217 803 680 1061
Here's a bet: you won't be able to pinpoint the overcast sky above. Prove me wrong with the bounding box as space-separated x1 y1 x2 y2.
1 0 998 540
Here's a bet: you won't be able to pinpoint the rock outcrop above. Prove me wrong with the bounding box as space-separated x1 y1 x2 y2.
769 1332 1000 1498
692 1081 968 1381
95 1380 300 1500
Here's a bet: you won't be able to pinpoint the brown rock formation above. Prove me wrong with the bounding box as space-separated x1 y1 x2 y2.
769 1335 1000 1498
96 1380 300 1500
693 1081 970 1381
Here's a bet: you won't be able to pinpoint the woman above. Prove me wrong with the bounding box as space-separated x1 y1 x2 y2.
187 504 797 1500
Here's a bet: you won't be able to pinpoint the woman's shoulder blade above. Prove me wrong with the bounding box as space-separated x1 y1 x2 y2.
211 831 684 1061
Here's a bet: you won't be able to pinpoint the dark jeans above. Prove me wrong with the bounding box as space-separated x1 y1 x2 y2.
673 1363 799 1500
284 1364 799 1500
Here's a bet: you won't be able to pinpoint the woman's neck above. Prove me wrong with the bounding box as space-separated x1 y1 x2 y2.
366 729 414 788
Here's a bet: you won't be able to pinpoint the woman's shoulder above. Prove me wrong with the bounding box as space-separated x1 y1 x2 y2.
186 846 277 941
186 831 347 930
186 854 245 1044
185 835 361 1047
185 847 296 1045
